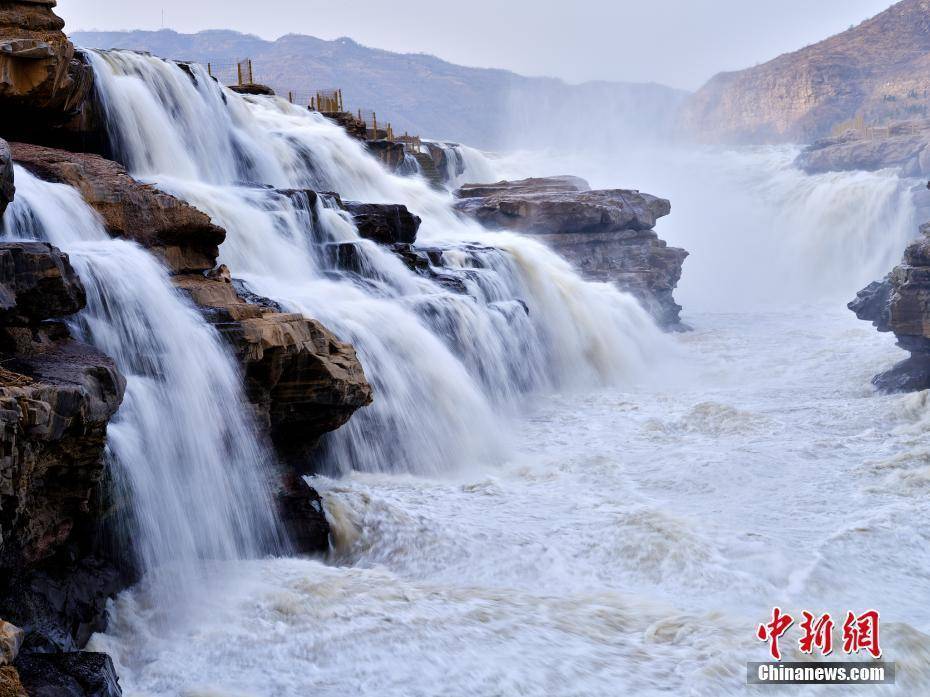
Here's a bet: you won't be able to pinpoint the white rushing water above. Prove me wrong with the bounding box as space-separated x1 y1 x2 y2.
16 48 918 695
2 168 283 603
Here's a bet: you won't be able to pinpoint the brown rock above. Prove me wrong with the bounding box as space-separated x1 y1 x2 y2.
679 0 930 144
0 666 26 697
10 143 225 273
0 621 22 666
0 242 125 572
172 269 372 465
851 221 930 390
454 177 670 234
796 120 930 175
454 176 688 327
0 1 100 151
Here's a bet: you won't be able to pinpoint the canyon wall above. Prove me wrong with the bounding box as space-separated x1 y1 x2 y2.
679 0 930 144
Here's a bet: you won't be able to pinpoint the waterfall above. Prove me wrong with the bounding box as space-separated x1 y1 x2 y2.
87 49 668 475
2 168 283 598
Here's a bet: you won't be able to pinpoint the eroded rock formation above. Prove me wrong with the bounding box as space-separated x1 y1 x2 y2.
0 1 101 151
10 143 225 273
0 239 126 660
850 221 930 391
454 176 689 327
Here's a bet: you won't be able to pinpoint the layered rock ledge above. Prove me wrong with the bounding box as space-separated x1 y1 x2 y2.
0 1 102 152
454 176 689 327
850 221 930 391
797 120 930 176
9 144 374 556
0 241 126 687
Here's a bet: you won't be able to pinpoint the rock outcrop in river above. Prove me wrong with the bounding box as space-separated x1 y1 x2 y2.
851 221 930 391
454 176 688 327
796 120 930 175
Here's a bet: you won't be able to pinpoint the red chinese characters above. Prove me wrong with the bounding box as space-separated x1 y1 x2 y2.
757 607 794 660
799 612 834 656
842 610 881 659
756 608 881 660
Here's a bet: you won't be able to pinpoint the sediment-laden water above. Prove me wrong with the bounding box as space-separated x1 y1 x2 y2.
8 48 926 695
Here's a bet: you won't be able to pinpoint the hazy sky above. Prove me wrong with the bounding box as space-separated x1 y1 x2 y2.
59 0 896 90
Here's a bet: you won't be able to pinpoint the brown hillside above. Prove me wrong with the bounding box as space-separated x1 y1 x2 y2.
679 0 930 143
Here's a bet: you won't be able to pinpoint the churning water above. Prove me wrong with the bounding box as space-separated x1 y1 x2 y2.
8 47 926 695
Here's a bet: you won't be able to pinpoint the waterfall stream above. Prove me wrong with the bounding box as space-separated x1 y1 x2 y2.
2 168 283 601
87 49 668 475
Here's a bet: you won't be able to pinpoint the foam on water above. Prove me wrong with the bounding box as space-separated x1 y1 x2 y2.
38 49 930 695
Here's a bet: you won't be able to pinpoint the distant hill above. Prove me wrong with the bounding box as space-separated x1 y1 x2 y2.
679 0 930 144
71 29 686 150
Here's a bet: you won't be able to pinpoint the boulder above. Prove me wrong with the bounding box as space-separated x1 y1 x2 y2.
0 2 101 152
172 269 372 469
342 202 421 245
15 652 121 697
0 621 22 666
275 472 329 554
0 242 85 324
0 141 13 217
365 140 406 172
10 143 225 273
454 176 689 328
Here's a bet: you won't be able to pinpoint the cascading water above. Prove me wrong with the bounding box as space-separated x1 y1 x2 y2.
87 49 668 475
50 48 930 697
2 168 282 600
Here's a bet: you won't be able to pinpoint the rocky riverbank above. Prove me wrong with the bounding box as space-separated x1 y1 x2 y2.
850 220 930 391
454 176 688 328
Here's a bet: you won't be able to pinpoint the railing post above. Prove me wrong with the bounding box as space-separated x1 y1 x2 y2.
248 59 253 84
207 62 212 77
237 61 243 86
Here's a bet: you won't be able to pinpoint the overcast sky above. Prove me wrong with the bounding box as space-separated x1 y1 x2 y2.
59 0 896 90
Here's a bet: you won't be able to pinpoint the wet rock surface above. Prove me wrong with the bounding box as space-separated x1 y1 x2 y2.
16 651 121 697
10 143 226 273
851 222 930 391
454 176 689 327
0 242 86 324
0 141 13 217
0 240 127 663
343 202 421 245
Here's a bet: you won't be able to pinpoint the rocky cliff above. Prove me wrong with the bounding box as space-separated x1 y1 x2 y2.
680 0 930 144
454 176 688 328
851 220 930 391
0 1 102 152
